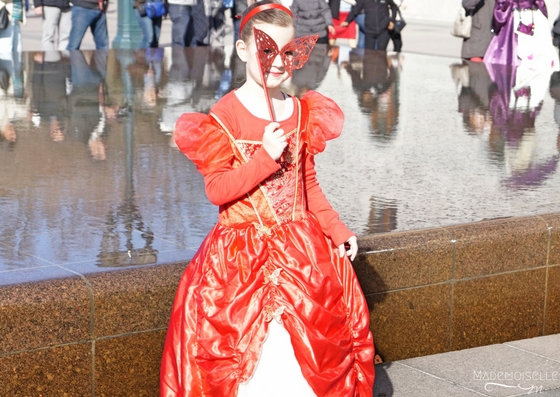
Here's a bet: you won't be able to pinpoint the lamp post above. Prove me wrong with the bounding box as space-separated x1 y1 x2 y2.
112 0 143 49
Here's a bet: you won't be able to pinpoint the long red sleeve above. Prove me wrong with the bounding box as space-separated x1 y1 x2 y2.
204 147 281 206
304 152 354 247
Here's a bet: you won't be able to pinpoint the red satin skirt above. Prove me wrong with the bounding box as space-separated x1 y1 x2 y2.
160 216 375 396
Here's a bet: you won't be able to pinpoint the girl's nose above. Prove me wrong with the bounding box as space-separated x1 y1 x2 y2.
271 53 284 68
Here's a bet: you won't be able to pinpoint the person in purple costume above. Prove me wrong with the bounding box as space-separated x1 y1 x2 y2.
484 0 550 65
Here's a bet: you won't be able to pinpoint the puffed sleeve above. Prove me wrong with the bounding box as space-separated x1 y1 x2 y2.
301 90 344 155
174 112 281 206
300 92 353 247
174 112 233 177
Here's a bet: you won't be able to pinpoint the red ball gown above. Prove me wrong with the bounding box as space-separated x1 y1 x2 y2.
160 90 375 397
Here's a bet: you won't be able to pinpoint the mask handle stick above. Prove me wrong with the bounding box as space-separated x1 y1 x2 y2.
254 27 276 122
257 57 276 121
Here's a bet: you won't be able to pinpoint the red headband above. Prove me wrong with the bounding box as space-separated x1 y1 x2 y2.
239 3 293 38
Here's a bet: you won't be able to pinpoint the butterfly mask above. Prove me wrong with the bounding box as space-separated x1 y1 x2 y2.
253 27 319 77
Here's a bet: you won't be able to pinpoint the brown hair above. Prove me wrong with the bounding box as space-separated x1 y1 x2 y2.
239 0 294 43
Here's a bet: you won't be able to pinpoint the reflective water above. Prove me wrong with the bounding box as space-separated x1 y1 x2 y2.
1 47 560 277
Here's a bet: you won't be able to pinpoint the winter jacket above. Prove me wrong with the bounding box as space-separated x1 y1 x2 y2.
461 0 495 58
33 0 70 11
328 0 341 19
291 0 333 38
345 0 398 35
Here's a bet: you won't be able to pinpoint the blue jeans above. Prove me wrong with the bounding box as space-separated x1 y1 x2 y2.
168 3 193 47
133 7 162 48
355 13 365 49
67 5 108 50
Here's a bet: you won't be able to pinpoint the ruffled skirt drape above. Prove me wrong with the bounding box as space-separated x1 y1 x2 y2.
160 215 375 397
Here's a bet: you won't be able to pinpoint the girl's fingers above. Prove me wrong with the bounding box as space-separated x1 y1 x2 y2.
349 244 357 261
347 236 358 261
338 244 345 258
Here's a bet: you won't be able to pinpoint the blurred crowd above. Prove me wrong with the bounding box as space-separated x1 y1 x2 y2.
0 0 406 53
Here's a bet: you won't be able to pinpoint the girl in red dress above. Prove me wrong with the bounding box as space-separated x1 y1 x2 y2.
160 1 375 396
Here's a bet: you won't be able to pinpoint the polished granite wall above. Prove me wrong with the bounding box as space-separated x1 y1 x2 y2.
1 213 559 395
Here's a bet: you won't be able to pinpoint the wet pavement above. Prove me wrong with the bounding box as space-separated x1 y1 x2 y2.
1 46 560 277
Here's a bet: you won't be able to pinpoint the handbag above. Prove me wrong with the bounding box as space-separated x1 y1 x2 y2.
145 0 167 18
393 7 406 34
0 5 10 30
451 7 472 39
136 0 166 18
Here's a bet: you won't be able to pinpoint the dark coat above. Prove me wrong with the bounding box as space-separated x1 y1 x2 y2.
461 0 495 59
328 0 341 19
345 0 398 35
291 0 333 38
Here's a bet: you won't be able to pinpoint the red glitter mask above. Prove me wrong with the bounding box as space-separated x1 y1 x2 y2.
253 27 319 77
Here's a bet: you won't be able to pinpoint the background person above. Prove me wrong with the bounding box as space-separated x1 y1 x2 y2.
341 0 398 51
389 0 405 52
484 0 556 66
328 0 358 47
132 0 162 48
461 0 495 61
167 0 212 47
66 0 108 49
290 0 335 44
33 0 71 51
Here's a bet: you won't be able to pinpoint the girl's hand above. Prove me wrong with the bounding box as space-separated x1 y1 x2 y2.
262 122 287 161
338 235 358 261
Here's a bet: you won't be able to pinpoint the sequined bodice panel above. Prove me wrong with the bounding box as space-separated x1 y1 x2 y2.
236 129 306 225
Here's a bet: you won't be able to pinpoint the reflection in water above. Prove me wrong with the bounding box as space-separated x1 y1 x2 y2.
3 48 560 274
98 109 158 268
31 52 70 143
452 59 560 190
159 47 230 140
287 44 332 97
344 49 401 143
68 50 120 161
127 48 166 114
366 197 398 235
0 53 24 150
